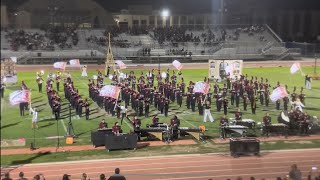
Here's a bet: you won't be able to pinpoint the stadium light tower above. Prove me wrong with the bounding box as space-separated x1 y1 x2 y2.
161 9 170 27
161 9 169 17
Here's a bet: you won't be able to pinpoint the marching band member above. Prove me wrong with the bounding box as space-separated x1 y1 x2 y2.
98 119 108 129
203 100 214 123
84 99 90 120
152 115 160 126
36 72 44 93
251 96 257 114
170 115 180 140
223 97 228 115
235 108 242 121
300 112 310 135
112 122 122 135
292 98 305 112
131 116 141 140
56 71 61 91
262 113 271 136
220 115 229 138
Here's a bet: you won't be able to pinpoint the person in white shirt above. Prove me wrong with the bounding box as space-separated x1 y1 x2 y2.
120 106 127 125
30 107 38 129
82 66 88 77
203 100 214 123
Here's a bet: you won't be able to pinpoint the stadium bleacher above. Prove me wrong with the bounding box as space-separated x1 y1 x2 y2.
1 24 299 63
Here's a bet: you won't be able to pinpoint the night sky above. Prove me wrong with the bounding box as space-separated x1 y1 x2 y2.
2 0 320 12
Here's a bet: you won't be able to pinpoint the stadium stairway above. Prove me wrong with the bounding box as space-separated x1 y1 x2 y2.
77 30 89 49
1 31 10 50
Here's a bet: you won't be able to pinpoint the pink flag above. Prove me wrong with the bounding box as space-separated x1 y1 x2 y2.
172 60 183 70
99 85 121 99
193 82 210 94
270 86 288 102
9 90 31 105
290 63 301 74
115 60 127 69
69 59 80 66
53 62 66 70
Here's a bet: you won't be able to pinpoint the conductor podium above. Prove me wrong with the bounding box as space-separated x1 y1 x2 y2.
91 130 137 151
91 129 113 147
229 138 260 157
105 134 138 151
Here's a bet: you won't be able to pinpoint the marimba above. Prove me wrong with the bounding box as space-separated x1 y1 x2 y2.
140 124 170 141
265 123 288 137
223 125 248 138
230 119 256 129
178 127 206 141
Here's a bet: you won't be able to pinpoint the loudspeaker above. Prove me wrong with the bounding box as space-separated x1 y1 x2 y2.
105 134 138 151
230 138 260 157
37 52 41 57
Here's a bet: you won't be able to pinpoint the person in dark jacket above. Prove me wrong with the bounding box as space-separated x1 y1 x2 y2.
108 168 126 180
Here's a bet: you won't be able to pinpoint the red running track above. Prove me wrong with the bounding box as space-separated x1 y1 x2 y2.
2 149 320 180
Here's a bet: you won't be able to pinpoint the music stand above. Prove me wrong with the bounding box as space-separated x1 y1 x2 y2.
55 115 65 152
30 127 37 151
66 104 77 137
56 118 62 151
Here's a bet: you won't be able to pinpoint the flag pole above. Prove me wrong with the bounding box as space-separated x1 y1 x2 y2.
29 89 32 115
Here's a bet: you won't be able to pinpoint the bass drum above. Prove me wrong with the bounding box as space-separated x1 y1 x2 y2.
277 111 290 125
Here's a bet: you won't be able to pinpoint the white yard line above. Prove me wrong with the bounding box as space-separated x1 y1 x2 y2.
60 119 67 133
177 114 197 128
1 97 4 115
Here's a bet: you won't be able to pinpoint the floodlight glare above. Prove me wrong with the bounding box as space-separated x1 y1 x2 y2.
161 9 169 17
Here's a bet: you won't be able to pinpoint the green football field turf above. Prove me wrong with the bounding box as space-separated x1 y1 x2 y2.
1 66 320 148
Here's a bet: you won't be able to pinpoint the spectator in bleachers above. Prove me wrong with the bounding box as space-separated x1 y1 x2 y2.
5 25 79 51
108 168 126 180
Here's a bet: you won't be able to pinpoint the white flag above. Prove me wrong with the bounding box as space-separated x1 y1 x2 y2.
10 57 17 63
9 90 31 105
69 59 80 66
172 60 183 70
290 63 301 74
270 86 289 102
225 64 235 75
53 62 66 70
161 72 167 78
193 82 210 94
99 85 121 99
115 60 127 69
